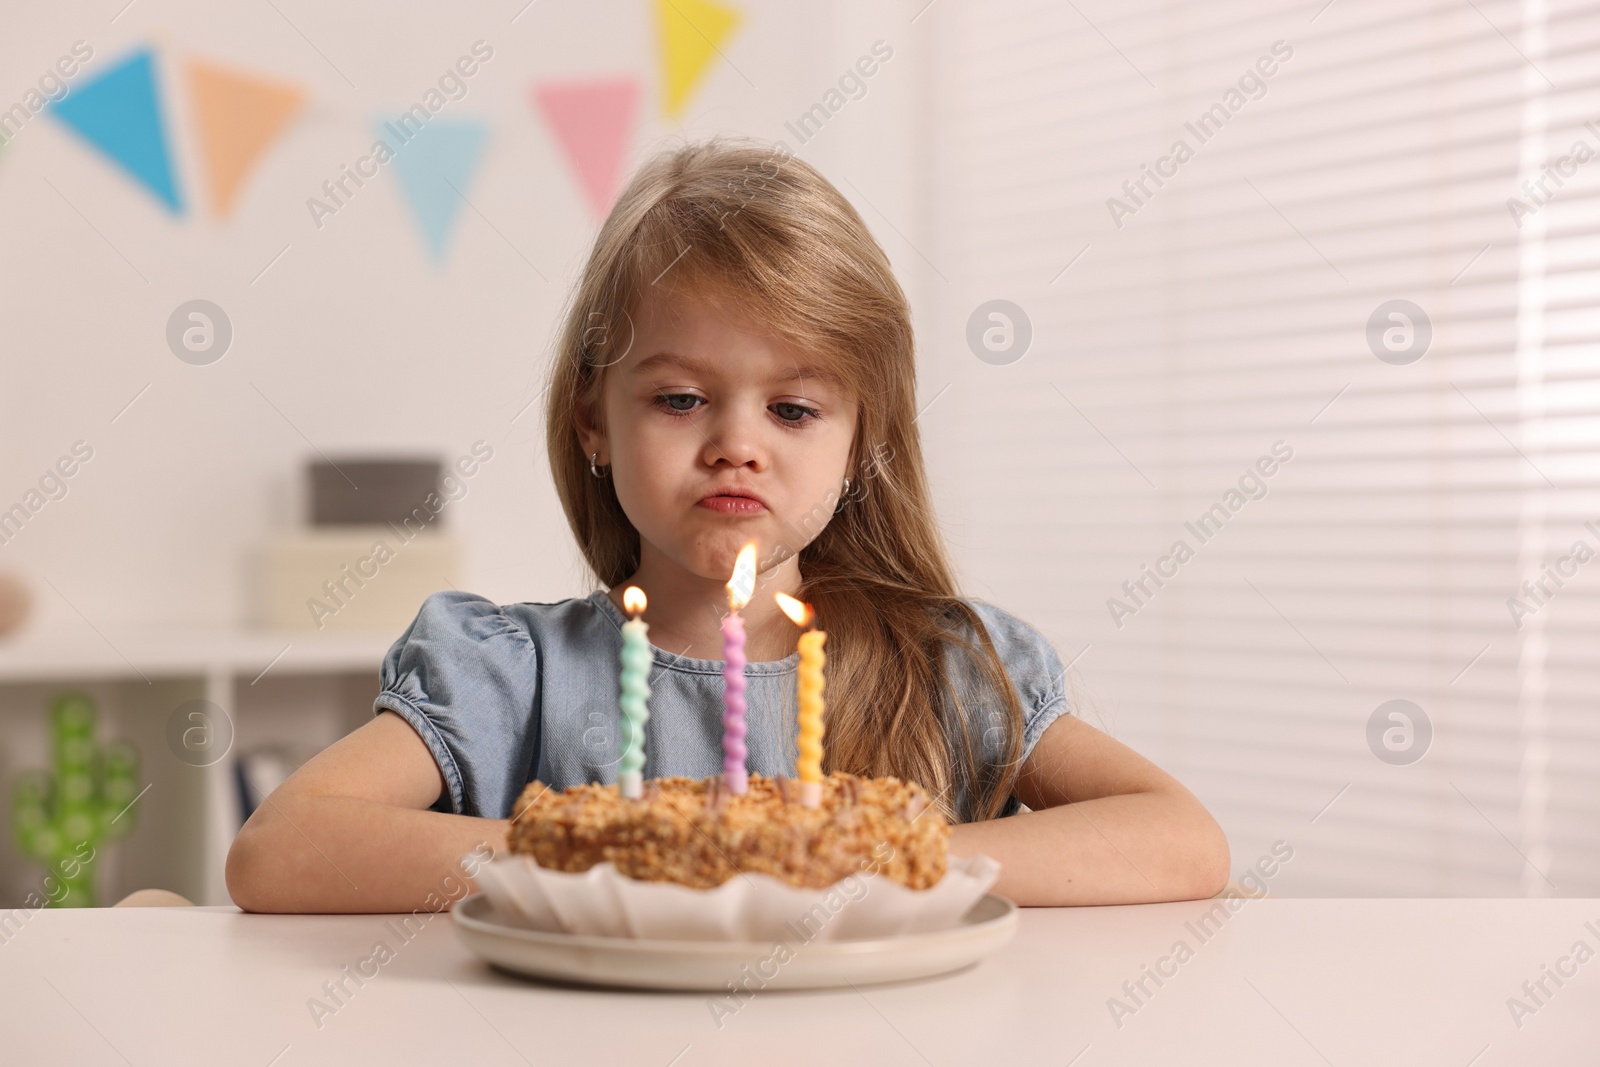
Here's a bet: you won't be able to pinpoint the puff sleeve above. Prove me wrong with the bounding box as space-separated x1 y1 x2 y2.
373 590 541 818
942 599 1074 813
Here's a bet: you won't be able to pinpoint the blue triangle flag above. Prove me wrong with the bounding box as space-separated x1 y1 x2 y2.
382 117 489 263
49 48 184 214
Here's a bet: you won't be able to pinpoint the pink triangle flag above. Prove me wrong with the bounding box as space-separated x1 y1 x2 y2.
533 77 639 222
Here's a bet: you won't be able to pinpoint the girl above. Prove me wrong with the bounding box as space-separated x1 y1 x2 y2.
227 136 1229 913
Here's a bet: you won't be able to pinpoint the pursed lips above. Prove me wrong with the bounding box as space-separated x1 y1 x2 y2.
697 490 767 513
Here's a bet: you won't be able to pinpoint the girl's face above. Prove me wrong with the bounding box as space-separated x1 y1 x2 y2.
579 286 859 584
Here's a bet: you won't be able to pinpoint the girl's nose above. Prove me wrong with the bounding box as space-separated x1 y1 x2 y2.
700 404 767 470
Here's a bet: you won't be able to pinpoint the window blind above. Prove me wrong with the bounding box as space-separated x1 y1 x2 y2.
921 0 1600 895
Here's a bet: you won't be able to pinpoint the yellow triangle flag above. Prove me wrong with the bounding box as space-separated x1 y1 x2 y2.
655 0 740 121
188 59 306 218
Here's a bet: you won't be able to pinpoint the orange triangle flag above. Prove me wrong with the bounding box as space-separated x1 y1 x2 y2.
188 59 306 218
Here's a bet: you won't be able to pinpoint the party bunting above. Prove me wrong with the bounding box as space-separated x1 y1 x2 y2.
533 77 639 221
188 59 306 218
48 48 183 213
385 117 490 263
656 0 741 121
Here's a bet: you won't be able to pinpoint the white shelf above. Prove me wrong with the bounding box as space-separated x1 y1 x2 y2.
0 623 395 908
0 624 396 683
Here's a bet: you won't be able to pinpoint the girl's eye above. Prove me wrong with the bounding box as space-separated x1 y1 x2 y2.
653 393 704 414
771 402 820 425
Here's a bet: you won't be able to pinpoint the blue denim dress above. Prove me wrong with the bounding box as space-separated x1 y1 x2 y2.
373 589 1072 822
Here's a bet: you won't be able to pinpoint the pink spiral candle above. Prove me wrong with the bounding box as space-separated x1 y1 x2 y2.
721 539 758 796
721 610 748 794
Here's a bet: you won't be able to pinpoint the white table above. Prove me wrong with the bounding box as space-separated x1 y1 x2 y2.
2 898 1596 1065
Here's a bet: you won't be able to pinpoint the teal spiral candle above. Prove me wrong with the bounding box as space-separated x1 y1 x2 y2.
618 586 651 799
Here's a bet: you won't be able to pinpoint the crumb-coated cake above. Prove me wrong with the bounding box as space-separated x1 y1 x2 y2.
506 771 949 890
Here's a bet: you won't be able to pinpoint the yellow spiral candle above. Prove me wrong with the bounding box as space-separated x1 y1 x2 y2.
775 592 825 808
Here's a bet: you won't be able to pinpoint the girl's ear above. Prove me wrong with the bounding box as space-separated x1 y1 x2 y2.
573 396 605 456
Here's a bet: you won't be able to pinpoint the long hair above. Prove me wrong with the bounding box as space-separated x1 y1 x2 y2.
543 134 1026 823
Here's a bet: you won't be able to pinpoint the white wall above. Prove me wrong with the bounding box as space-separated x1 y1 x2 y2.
0 0 924 629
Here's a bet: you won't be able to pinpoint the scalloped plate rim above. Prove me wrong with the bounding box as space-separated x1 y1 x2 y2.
454 889 1011 991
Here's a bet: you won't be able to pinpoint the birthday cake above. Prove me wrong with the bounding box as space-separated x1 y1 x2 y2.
506 770 950 891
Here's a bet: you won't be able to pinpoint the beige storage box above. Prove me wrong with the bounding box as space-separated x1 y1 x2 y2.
265 527 459 633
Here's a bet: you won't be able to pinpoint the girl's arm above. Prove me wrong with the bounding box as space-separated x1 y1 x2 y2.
948 713 1230 906
225 711 509 913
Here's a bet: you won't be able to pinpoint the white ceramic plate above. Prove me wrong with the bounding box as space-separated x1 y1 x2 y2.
451 891 1018 991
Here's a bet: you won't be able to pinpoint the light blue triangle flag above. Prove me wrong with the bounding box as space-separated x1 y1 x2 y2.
382 117 489 263
49 48 184 214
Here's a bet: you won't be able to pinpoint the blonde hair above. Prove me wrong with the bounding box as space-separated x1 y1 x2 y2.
543 135 1026 823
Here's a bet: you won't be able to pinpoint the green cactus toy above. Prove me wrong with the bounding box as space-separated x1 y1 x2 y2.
11 693 141 907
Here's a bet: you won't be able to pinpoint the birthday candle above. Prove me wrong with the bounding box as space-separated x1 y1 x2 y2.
776 592 825 808
722 540 757 795
618 585 650 799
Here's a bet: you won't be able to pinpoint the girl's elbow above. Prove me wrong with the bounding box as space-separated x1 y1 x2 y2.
1197 836 1231 899
226 819 293 912
1187 813 1231 900
1157 797 1230 901
225 829 270 912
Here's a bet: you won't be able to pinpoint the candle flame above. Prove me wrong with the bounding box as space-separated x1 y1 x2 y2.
726 540 757 611
623 585 647 615
774 592 813 627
